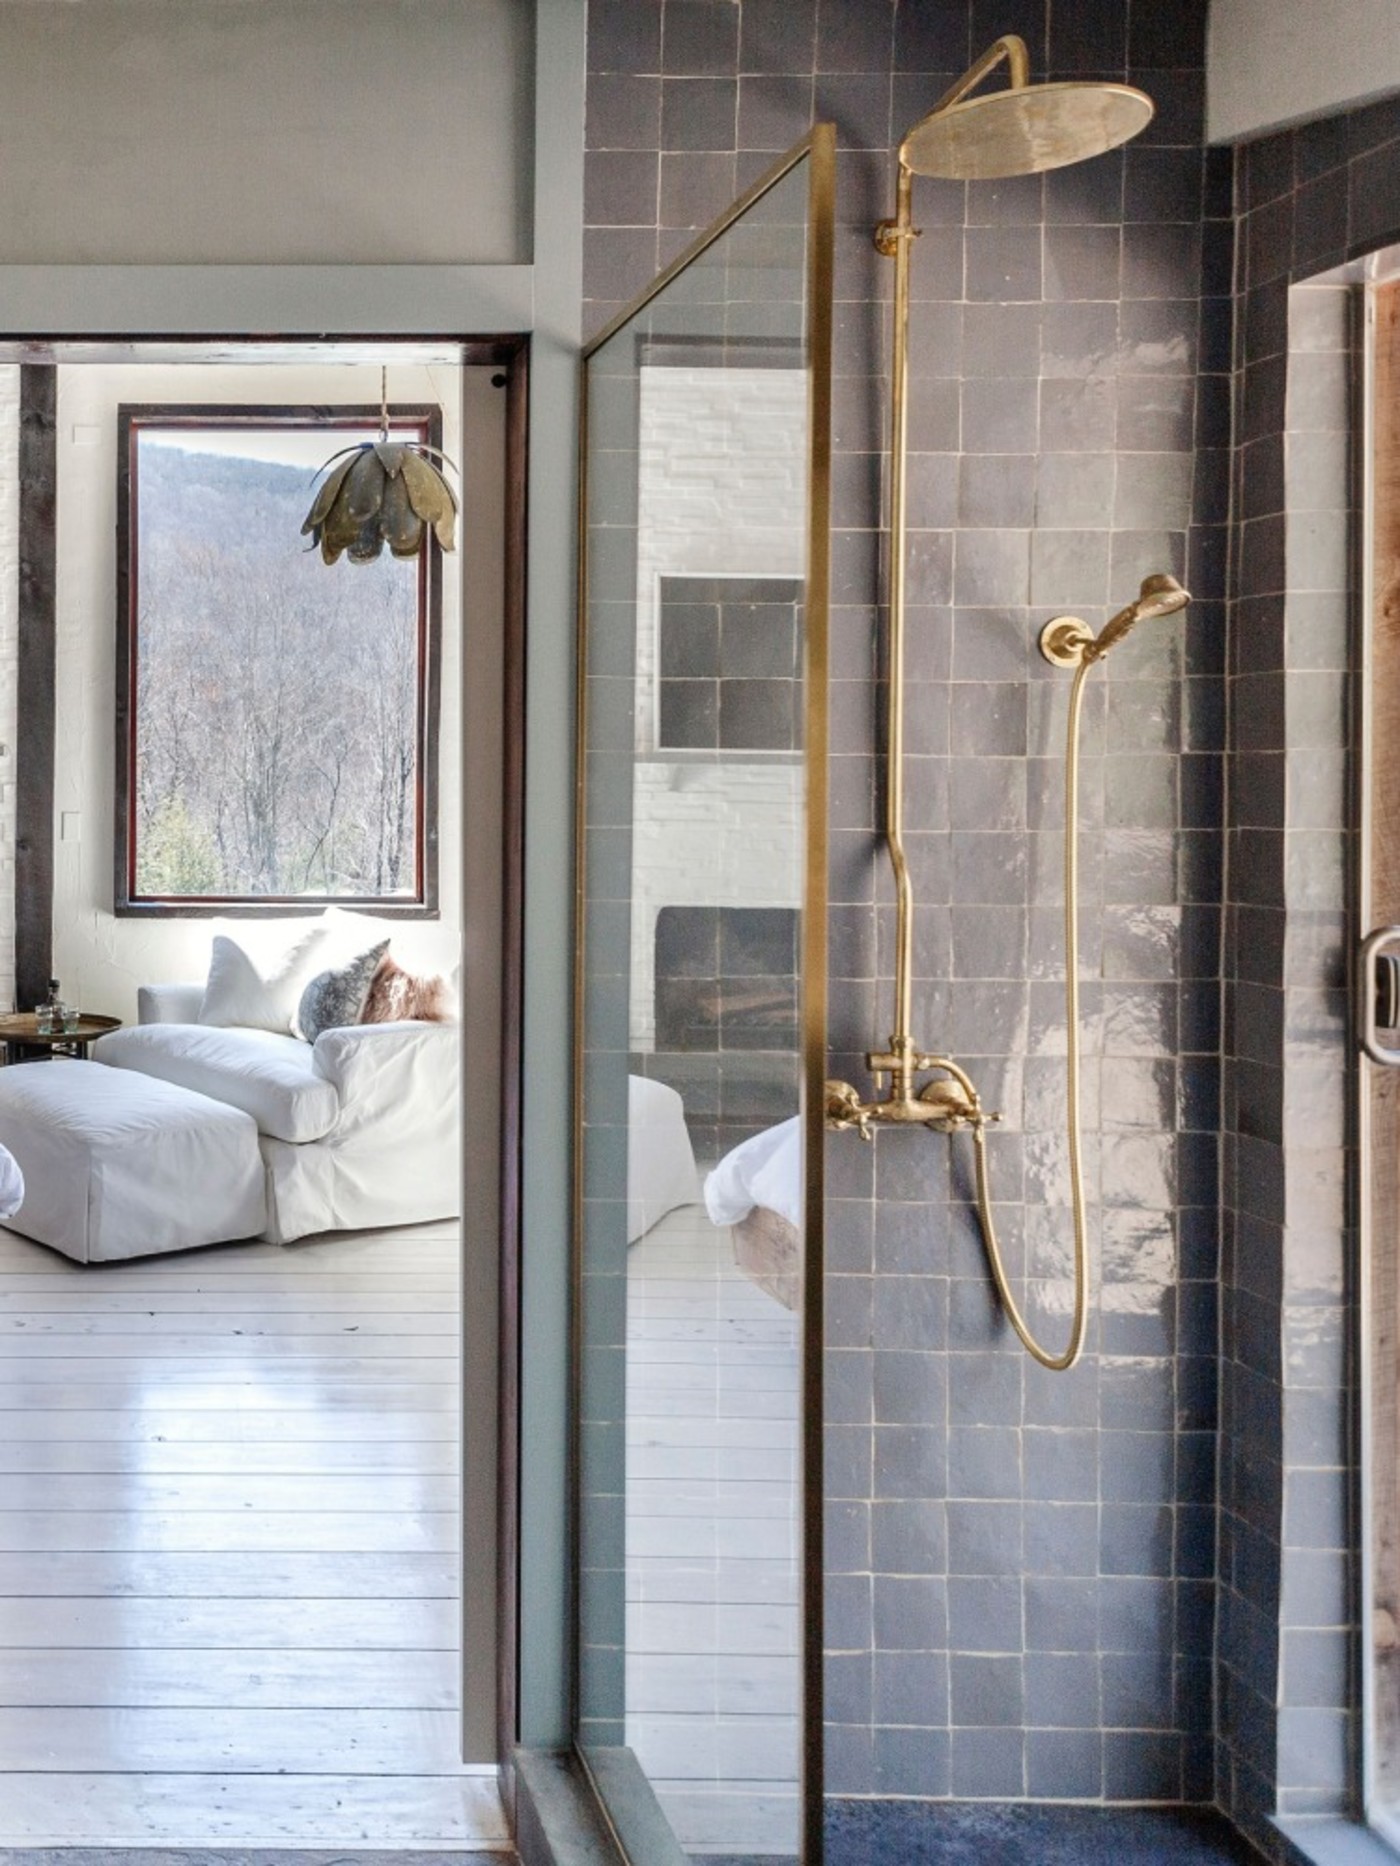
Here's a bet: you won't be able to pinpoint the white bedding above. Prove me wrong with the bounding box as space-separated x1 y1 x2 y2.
627 1074 700 1243
703 1116 802 1230
0 1142 22 1220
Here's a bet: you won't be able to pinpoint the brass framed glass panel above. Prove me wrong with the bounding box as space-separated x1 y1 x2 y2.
574 128 833 1864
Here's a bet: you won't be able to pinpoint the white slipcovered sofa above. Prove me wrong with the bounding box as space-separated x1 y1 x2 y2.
89 982 461 1244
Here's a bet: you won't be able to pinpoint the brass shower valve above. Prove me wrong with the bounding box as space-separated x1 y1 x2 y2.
823 1067 1001 1139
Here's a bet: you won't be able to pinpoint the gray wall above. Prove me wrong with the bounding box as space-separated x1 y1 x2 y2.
1207 0 1400 145
584 0 1229 1807
0 0 533 264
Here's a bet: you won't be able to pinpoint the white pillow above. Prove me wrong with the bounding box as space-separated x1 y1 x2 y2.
198 928 328 1034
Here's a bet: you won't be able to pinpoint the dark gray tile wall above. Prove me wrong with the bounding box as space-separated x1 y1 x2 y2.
1219 102 1400 1857
586 0 1229 1812
658 574 804 751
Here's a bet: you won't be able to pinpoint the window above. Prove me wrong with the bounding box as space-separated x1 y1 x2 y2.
115 405 442 916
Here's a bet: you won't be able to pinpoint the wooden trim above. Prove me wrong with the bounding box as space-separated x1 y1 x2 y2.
0 335 523 365
422 402 445 922
1367 278 1400 1803
112 402 443 917
497 338 529 1767
14 364 57 1014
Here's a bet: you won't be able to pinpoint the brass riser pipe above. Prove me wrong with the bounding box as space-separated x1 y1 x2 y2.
827 35 1169 1374
881 160 917 1089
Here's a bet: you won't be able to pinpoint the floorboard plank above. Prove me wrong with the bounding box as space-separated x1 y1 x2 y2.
0 1509 460 1552
0 1595 458 1649
0 1649 460 1710
0 1705 476 1771
0 1770 506 1847
0 1549 457 1598
0 1473 459 1511
0 1440 459 1475
0 1409 456 1442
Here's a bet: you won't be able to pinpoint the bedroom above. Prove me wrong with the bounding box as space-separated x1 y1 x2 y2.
0 339 513 1847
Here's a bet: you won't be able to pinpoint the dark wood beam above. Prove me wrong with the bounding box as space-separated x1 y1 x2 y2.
15 364 57 1014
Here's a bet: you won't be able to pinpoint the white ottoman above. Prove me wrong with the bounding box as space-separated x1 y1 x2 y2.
0 1060 266 1262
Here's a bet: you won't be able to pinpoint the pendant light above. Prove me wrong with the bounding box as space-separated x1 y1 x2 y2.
301 366 458 565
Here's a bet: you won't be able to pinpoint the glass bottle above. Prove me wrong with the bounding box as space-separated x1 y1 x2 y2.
35 979 59 1036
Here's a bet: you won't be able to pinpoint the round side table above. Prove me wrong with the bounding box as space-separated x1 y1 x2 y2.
0 1012 122 1063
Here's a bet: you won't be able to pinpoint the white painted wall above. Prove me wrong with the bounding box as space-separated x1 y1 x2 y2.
0 0 532 264
1208 0 1400 142
629 367 807 1049
48 359 470 1026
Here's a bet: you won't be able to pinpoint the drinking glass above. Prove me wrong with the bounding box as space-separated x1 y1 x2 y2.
34 1003 53 1035
61 1004 80 1034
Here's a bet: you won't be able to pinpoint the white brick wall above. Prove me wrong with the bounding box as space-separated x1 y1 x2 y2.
628 367 807 1049
634 365 807 752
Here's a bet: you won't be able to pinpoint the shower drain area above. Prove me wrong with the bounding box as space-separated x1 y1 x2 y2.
822 1800 1263 1863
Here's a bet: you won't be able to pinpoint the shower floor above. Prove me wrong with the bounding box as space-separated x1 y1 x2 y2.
822 1801 1264 1863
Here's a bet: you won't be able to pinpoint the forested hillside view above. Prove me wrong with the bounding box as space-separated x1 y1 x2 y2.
133 436 423 901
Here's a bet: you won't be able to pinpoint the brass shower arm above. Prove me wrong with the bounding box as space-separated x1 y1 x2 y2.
879 38 1033 250
911 34 1031 148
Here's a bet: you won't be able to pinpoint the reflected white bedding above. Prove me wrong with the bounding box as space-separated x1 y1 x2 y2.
627 1074 700 1243
703 1115 801 1230
0 1142 22 1220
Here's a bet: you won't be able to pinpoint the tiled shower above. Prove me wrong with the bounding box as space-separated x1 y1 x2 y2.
581 0 1400 1858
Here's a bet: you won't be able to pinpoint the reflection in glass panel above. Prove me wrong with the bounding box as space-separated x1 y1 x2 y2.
578 153 814 1863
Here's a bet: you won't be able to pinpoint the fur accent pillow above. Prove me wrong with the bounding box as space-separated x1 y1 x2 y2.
199 927 327 1034
360 954 454 1026
296 941 389 1044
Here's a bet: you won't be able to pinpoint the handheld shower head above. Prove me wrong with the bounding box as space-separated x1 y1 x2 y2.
1038 572 1192 670
1127 571 1191 623
1092 572 1191 655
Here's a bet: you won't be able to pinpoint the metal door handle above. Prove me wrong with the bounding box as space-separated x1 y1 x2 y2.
1360 927 1400 1064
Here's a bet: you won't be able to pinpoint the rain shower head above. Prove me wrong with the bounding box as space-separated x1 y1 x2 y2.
897 34 1154 182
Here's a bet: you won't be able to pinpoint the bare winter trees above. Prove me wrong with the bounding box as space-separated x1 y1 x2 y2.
132 442 423 901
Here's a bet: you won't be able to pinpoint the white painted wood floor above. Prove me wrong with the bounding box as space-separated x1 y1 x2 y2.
0 1219 508 1851
627 1203 800 1859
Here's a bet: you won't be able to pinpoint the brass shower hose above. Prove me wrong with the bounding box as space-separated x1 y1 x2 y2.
963 654 1093 1373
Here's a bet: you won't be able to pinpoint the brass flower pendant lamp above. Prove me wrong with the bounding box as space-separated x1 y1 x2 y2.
824 37 1167 1372
302 367 458 565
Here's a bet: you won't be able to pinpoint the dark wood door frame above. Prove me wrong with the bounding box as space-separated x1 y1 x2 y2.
7 333 529 1787
15 363 57 1015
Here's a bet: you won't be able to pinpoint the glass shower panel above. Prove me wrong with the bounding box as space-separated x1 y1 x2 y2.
576 138 830 1865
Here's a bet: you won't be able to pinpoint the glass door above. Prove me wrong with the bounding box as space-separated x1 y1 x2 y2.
574 129 833 1863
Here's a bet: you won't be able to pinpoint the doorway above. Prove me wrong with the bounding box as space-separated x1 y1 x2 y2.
0 338 523 1848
